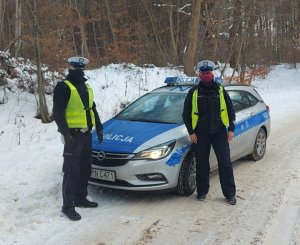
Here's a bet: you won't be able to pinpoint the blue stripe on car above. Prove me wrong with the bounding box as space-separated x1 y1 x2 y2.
92 119 179 153
165 109 270 167
166 143 190 166
234 110 270 137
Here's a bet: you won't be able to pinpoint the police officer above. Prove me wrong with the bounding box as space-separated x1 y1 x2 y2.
182 60 237 205
53 56 103 220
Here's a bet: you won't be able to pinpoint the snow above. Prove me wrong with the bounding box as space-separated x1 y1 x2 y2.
0 63 300 245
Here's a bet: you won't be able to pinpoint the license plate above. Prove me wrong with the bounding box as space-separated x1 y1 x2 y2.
91 168 116 182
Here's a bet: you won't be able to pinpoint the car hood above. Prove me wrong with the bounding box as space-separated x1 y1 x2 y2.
92 119 180 153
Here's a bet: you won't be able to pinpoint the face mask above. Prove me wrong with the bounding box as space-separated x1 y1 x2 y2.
199 72 214 83
71 69 84 76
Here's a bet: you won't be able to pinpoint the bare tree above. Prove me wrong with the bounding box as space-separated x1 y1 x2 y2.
73 0 89 57
167 2 179 64
228 0 242 70
105 0 117 44
14 0 22 58
28 0 52 123
184 0 202 75
142 0 169 64
0 0 7 48
0 0 299 71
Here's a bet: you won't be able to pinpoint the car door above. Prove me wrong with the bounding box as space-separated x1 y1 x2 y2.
227 90 260 160
209 90 239 170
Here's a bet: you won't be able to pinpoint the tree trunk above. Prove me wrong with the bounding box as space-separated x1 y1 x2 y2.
229 0 242 69
74 0 89 57
104 0 120 62
92 21 100 63
15 0 22 58
33 0 51 123
168 2 178 64
0 0 7 46
105 0 117 43
183 0 202 76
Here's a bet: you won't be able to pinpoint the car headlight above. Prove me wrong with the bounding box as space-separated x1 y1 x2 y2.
133 141 176 160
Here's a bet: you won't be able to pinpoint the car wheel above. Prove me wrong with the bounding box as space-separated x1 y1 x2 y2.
248 127 267 161
176 152 197 196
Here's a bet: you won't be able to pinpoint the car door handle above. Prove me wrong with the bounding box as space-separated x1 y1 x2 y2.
248 112 255 118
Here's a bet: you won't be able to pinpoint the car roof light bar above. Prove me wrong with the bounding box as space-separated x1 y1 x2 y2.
164 76 199 85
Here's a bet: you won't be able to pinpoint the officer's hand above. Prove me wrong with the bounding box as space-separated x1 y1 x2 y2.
227 131 234 142
64 132 75 150
189 133 198 144
96 129 103 143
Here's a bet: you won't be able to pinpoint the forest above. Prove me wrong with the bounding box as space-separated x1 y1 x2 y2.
1 0 299 75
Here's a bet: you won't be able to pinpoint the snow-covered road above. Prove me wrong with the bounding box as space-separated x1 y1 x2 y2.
75 110 300 245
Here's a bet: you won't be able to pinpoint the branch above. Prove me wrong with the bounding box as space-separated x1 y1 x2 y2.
4 38 19 52
293 37 300 51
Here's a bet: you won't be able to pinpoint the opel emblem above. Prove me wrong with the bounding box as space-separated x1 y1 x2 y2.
97 151 106 161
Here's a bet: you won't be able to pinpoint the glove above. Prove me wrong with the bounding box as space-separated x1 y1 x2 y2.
63 132 75 150
96 129 103 143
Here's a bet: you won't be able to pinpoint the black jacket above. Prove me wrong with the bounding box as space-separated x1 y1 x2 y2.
182 81 235 135
53 69 103 135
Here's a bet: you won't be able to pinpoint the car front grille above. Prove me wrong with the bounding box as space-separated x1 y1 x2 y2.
92 151 134 167
89 178 166 187
89 178 134 187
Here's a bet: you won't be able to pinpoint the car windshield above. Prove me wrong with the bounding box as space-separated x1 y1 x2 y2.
115 92 186 124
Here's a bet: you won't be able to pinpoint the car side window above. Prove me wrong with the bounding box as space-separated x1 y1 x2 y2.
227 90 244 112
246 92 259 106
228 90 259 112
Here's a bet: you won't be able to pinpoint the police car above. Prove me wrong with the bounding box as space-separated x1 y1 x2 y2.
89 77 271 196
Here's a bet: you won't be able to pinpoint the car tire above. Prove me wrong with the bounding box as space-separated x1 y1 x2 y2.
248 127 267 161
176 152 197 196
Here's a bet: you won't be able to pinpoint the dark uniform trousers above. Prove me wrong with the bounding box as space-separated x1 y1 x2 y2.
193 130 236 198
62 131 92 209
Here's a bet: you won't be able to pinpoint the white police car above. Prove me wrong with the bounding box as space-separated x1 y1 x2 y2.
89 77 271 196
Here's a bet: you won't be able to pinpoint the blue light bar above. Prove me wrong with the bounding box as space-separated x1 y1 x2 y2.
164 76 199 84
215 76 222 84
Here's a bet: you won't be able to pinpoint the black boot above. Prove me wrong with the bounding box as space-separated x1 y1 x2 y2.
62 207 81 221
75 198 98 208
226 196 237 205
197 193 206 201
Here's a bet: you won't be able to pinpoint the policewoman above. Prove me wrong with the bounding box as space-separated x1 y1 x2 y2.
53 56 103 220
182 60 237 205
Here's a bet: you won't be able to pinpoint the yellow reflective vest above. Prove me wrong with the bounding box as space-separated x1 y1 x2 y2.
64 80 95 128
191 86 229 130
